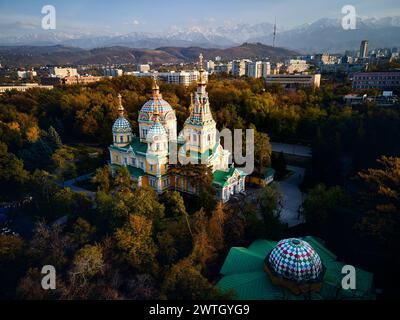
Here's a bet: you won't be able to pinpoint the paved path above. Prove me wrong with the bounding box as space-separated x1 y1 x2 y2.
59 173 95 200
277 165 305 227
271 142 312 157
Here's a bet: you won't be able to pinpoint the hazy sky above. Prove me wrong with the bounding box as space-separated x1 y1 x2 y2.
0 0 399 34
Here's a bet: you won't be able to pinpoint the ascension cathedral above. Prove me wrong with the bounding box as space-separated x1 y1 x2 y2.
109 54 247 202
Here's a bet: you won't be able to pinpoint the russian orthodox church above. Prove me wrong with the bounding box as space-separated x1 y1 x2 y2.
109 54 247 202
216 237 375 299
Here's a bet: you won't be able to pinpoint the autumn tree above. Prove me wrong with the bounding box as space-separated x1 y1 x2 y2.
301 184 349 238
114 214 158 273
160 257 229 300
70 217 96 246
0 234 26 299
93 165 113 192
251 126 272 174
258 183 286 239
71 244 104 284
0 142 28 200
208 202 226 251
355 156 400 246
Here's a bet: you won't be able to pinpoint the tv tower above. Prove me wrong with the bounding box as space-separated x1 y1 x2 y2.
273 17 277 47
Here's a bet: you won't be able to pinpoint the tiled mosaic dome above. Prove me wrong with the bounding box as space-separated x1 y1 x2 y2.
112 116 131 133
147 121 167 142
267 238 324 283
139 97 174 121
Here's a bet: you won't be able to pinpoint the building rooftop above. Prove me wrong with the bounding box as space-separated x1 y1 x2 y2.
216 236 375 300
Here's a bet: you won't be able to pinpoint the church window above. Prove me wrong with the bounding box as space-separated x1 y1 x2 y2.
120 136 124 143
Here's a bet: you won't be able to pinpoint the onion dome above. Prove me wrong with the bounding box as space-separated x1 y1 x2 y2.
113 94 131 133
267 238 324 283
146 98 167 143
139 74 173 122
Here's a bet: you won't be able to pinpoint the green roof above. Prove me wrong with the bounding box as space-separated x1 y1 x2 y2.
213 165 248 188
213 170 231 187
109 137 147 155
112 164 145 179
216 236 375 300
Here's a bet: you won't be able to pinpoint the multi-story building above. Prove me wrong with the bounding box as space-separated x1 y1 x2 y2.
207 60 215 73
265 74 321 88
103 68 123 77
232 59 249 76
137 64 151 73
0 83 53 94
284 59 309 74
51 67 78 77
352 71 400 90
62 75 103 85
246 61 263 78
109 55 247 202
315 53 336 65
166 70 205 86
262 62 271 77
360 40 369 59
17 70 37 79
214 62 232 74
129 70 207 86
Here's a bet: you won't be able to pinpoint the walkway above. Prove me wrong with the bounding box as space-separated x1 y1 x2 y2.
277 165 305 227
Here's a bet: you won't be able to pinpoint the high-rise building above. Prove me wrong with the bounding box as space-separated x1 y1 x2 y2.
206 60 215 73
360 40 369 59
214 63 232 74
246 61 263 78
232 60 249 77
262 62 271 77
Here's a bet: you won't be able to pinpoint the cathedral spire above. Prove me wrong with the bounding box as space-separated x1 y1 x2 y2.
189 93 194 113
117 93 124 117
152 73 160 97
197 53 207 87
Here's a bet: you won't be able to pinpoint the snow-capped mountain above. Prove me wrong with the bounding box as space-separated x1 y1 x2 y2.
0 16 399 53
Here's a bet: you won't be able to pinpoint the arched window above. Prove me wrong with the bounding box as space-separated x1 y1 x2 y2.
120 136 124 143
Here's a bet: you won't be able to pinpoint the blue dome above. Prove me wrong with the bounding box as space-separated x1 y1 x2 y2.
147 121 167 142
112 116 131 133
267 238 323 283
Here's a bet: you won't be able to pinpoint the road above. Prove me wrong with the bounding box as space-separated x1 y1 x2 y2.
277 165 305 227
60 172 95 200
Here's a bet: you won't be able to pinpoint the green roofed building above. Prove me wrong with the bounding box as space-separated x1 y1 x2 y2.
216 236 375 300
109 55 248 203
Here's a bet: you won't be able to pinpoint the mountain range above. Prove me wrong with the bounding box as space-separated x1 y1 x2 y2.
1 16 400 53
0 43 298 67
